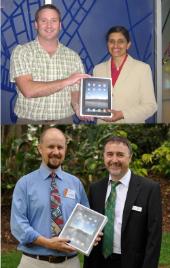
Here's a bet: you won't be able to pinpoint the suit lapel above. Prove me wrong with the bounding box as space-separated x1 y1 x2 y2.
105 56 137 92
99 178 109 213
96 178 108 214
121 173 141 233
106 58 112 78
114 55 136 90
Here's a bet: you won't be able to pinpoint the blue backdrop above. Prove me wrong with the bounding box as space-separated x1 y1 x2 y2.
1 0 155 124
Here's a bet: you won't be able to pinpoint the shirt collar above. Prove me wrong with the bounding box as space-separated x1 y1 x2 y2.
35 38 44 53
111 54 128 71
39 163 63 180
35 37 61 55
109 169 131 187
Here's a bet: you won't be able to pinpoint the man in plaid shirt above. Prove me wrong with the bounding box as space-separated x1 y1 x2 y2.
10 4 89 124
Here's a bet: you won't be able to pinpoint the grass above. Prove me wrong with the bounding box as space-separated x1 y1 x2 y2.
1 251 22 268
1 233 170 268
159 232 170 265
1 251 84 268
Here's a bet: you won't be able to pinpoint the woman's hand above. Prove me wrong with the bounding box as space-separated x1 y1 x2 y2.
101 110 124 122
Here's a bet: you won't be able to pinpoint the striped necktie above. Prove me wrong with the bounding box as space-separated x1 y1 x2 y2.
50 172 64 236
102 181 120 258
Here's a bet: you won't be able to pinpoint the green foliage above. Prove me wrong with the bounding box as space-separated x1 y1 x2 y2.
120 124 170 156
151 141 170 177
1 124 170 204
62 125 170 186
130 141 170 178
131 159 148 177
140 141 170 177
1 127 41 204
62 125 132 188
130 140 170 178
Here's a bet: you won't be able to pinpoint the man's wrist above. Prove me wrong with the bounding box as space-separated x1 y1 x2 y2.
34 235 51 249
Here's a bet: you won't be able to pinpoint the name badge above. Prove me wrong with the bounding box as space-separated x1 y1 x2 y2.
64 188 76 199
132 205 142 212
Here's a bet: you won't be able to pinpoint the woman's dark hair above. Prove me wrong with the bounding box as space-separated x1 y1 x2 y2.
106 26 130 43
35 4 61 22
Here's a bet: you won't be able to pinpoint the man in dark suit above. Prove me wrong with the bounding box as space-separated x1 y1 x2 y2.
84 136 162 268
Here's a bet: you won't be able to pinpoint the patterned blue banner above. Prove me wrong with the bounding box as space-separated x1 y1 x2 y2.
1 0 155 123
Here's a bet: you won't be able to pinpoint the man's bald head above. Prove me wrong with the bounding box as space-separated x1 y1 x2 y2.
39 128 66 144
38 128 67 170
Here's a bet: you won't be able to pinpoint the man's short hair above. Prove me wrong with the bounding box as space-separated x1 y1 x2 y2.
35 4 61 22
104 136 132 155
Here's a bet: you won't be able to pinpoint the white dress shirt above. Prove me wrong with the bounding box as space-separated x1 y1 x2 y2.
105 169 131 254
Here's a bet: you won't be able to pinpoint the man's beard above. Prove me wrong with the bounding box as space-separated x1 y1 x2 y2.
47 156 62 169
47 162 60 169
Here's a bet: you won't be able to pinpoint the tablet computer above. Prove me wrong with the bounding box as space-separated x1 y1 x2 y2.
59 203 107 256
80 77 112 117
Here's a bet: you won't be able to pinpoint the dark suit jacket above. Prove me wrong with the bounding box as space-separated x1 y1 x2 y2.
84 173 162 268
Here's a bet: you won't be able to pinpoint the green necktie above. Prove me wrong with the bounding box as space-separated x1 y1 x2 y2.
102 181 119 258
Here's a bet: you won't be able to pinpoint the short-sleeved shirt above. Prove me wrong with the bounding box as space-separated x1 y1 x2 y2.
10 39 84 120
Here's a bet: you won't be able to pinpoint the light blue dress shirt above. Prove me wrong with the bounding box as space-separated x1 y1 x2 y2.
10 163 89 256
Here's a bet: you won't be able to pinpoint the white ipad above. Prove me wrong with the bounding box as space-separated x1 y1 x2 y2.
59 203 107 256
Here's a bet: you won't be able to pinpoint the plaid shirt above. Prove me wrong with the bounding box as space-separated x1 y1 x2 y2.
10 39 84 120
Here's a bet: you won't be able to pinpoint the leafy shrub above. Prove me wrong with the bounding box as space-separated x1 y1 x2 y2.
1 124 170 204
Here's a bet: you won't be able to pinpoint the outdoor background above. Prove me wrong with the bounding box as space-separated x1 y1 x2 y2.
1 124 170 267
